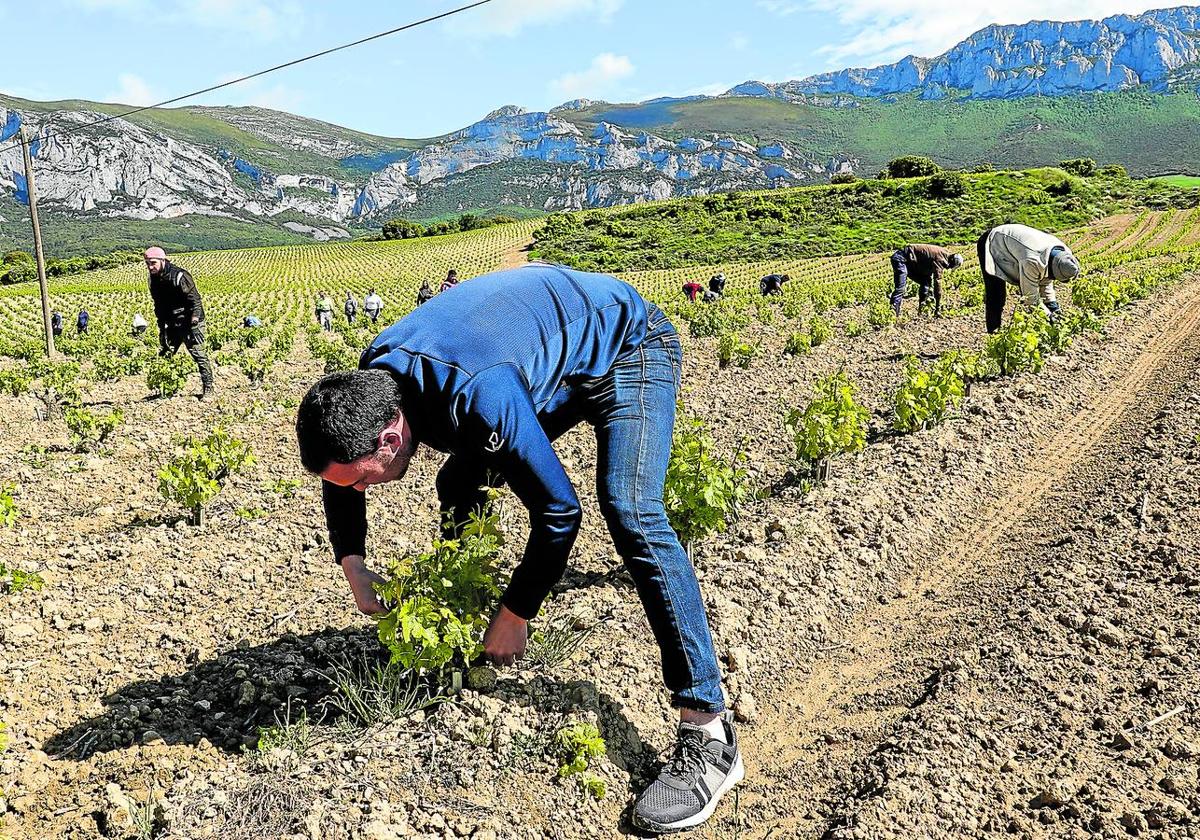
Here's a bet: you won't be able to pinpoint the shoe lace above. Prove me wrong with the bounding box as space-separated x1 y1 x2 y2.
665 730 709 779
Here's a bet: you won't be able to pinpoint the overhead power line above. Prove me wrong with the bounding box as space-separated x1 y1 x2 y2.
0 0 493 157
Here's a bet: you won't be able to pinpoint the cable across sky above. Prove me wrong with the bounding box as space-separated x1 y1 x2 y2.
0 0 493 158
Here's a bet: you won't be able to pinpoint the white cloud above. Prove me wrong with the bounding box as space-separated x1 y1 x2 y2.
449 0 623 38
550 52 635 99
731 33 750 51
69 0 305 40
756 1 804 16
108 73 156 106
794 0 1173 71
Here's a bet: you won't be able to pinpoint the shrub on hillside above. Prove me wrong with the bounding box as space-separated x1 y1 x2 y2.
381 218 426 239
1060 158 1098 177
928 171 967 199
885 156 940 179
830 172 857 185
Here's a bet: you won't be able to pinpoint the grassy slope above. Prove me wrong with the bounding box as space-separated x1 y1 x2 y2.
529 167 1199 272
1154 175 1200 188
573 92 1200 178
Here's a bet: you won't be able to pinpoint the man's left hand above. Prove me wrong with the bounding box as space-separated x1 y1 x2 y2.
483 605 529 667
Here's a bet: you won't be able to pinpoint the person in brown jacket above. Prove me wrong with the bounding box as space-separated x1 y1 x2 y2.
889 244 963 317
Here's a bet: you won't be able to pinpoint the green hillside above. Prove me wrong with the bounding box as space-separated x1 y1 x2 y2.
531 166 1200 272
572 91 1200 178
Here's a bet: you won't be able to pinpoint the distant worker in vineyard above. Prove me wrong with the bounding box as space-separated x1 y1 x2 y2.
759 273 790 296
315 291 334 331
416 280 434 307
76 309 89 335
50 311 63 338
243 314 262 329
682 280 703 302
439 269 460 293
709 272 726 298
344 291 359 325
145 246 215 399
978 223 1080 333
131 312 148 336
364 288 384 323
296 264 742 834
889 244 963 318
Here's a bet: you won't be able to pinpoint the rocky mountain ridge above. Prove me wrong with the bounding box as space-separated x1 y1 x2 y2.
730 6 1200 101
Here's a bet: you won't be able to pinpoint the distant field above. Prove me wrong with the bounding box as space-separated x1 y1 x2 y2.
1154 175 1200 188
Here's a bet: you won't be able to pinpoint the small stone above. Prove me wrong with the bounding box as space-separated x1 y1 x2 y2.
727 646 751 673
8 623 37 639
141 730 164 746
733 691 758 722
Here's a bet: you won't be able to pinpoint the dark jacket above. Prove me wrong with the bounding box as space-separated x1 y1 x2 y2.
322 264 649 620
149 262 204 327
760 274 787 295
900 244 956 284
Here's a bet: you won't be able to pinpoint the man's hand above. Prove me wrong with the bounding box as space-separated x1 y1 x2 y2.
483 605 529 667
341 555 388 615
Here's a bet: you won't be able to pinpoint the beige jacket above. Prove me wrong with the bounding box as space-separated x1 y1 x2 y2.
983 224 1068 310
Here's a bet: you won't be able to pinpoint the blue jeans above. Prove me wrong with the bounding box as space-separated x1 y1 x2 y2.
455 306 724 711
891 250 935 314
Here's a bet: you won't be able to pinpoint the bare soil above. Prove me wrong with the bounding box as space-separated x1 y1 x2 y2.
2 275 1199 840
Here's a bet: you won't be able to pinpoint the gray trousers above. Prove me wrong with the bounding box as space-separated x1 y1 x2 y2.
161 322 215 390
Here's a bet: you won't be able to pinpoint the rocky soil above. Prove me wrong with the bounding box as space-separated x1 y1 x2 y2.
1 272 1199 840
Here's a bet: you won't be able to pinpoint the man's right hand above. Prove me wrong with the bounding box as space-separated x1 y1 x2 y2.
341 555 388 615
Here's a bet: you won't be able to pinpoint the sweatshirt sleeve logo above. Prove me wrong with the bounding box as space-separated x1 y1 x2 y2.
484 431 505 453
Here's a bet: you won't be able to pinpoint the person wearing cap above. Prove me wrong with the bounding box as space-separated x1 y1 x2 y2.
889 244 963 318
144 246 215 398
978 224 1080 333
50 311 63 338
131 312 149 336
439 269 459 294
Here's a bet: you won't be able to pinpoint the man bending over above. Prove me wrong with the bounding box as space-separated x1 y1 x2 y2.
296 263 742 833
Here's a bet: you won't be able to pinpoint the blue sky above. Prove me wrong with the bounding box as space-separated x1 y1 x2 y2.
5 0 1169 139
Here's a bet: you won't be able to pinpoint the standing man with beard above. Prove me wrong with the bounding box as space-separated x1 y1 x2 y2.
144 246 215 399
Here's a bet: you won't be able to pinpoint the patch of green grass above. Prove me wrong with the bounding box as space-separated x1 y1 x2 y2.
1153 175 1200 189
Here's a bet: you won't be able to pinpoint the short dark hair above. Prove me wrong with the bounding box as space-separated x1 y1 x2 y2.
296 369 403 473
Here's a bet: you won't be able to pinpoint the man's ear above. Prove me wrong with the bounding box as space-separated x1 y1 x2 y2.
377 411 406 451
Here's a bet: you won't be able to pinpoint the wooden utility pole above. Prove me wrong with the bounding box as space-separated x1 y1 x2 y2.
19 124 54 357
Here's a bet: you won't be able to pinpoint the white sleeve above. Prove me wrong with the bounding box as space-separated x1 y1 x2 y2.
1019 257 1047 311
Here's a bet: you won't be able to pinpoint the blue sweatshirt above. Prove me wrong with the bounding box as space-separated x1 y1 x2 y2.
322 263 649 619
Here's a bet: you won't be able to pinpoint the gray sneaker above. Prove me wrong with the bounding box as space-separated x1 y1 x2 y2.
632 710 744 833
